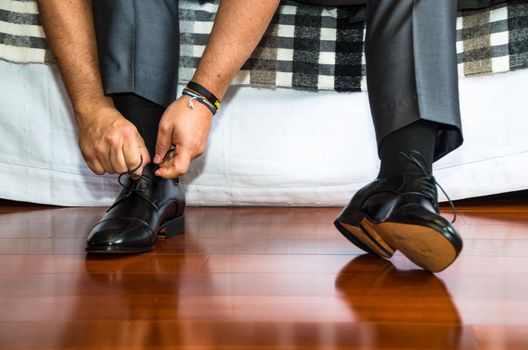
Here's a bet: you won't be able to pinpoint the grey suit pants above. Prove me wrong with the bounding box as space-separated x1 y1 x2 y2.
92 0 463 160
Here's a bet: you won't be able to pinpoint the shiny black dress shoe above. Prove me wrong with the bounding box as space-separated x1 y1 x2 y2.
335 151 462 272
86 164 185 254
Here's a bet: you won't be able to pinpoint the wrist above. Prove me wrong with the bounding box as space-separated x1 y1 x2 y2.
73 96 115 119
73 96 116 124
190 72 229 101
74 104 125 135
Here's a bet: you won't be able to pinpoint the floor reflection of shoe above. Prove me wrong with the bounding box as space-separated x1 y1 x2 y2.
335 151 462 272
335 255 463 348
86 164 185 254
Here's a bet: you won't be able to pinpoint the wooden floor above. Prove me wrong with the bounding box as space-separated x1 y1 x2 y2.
1 196 528 350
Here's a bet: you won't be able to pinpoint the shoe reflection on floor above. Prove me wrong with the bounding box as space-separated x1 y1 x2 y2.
335 255 471 350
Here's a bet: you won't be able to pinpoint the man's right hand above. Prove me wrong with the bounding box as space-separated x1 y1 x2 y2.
77 107 150 176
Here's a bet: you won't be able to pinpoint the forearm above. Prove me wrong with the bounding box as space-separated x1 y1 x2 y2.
192 0 280 99
37 0 113 124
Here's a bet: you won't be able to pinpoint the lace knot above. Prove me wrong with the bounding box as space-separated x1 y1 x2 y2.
106 156 159 212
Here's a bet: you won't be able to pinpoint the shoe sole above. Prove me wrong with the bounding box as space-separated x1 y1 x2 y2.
374 221 459 273
336 216 460 272
86 214 185 254
335 218 395 259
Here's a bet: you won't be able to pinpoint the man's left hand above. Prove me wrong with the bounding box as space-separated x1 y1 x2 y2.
153 95 213 178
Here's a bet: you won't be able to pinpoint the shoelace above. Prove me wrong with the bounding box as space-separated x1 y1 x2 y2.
106 156 159 212
400 150 457 223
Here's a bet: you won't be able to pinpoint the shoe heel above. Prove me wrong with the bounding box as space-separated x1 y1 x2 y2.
158 214 185 238
335 207 395 259
337 205 365 226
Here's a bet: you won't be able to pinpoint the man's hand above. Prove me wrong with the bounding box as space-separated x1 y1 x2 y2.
149 0 280 180
78 107 150 176
153 95 213 179
38 0 152 176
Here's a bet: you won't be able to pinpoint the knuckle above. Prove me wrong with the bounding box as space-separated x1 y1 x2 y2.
104 133 118 145
127 158 141 168
93 143 105 155
159 123 170 133
122 129 134 140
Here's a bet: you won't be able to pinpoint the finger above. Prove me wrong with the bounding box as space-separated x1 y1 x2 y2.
155 146 192 179
122 136 143 175
132 134 151 175
137 139 151 173
87 158 105 176
158 144 176 169
154 121 173 164
109 145 129 174
97 149 115 174
156 143 181 170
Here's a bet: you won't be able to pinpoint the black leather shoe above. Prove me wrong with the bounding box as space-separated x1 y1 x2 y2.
86 164 185 254
335 151 462 272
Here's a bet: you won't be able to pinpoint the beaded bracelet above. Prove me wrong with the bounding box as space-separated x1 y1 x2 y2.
182 88 218 116
186 81 221 110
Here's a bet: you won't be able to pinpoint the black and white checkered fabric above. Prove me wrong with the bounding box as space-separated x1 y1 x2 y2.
1 0 527 92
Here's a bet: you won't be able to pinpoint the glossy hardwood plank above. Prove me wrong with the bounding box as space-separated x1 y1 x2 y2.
2 268 525 297
0 254 208 274
203 253 528 275
2 253 528 276
1 255 528 299
458 210 528 225
0 208 102 238
0 321 479 350
2 259 528 328
454 223 528 240
184 207 341 224
4 236 528 257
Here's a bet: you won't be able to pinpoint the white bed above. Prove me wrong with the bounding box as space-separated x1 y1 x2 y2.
1 60 528 206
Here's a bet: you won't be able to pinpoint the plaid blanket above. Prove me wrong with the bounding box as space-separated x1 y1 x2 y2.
1 0 527 92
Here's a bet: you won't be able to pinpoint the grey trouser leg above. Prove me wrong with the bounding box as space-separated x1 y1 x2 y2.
92 0 180 107
366 0 463 160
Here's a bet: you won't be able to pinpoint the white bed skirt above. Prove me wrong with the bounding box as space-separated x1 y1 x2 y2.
1 61 528 206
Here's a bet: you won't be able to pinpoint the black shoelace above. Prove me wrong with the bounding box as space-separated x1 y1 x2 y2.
106 156 159 212
400 150 457 223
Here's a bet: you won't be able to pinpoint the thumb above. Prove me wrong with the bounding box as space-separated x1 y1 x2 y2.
155 146 192 179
